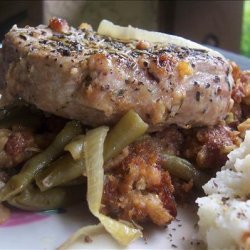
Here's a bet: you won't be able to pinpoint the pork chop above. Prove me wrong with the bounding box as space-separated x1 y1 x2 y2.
1 18 234 130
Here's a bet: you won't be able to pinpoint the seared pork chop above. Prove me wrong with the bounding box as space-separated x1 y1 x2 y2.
1 19 234 130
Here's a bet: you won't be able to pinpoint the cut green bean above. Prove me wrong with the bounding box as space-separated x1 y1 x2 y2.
0 121 82 201
60 176 85 187
7 185 83 211
104 110 148 161
161 153 209 188
35 153 85 191
35 110 148 191
64 135 85 160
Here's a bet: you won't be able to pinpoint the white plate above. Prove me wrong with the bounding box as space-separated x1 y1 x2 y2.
0 203 204 249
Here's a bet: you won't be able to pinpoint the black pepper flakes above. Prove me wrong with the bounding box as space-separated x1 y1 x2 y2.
84 235 93 243
214 75 220 83
117 89 125 97
143 61 148 67
226 76 231 91
61 48 71 56
213 181 218 187
237 212 246 219
39 40 47 45
205 83 210 88
196 91 201 102
19 34 27 41
221 197 230 204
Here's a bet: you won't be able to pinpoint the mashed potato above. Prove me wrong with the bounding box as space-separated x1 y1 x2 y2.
196 130 250 250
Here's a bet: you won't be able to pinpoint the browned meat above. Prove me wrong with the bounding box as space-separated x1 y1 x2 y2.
103 123 240 223
102 139 176 226
5 131 34 157
101 124 240 225
183 125 239 169
0 126 54 169
0 129 37 168
0 170 9 183
224 64 250 127
154 125 184 156
239 71 250 119
2 18 234 130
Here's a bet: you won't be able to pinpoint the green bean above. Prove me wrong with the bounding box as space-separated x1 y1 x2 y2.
35 110 148 190
7 185 83 211
161 153 209 188
60 176 85 187
0 121 82 201
35 154 85 191
64 135 85 160
104 109 148 161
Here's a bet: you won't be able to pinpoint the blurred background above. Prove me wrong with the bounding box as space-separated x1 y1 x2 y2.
0 0 249 56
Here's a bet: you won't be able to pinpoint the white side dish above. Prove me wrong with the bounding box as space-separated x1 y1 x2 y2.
197 131 250 250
